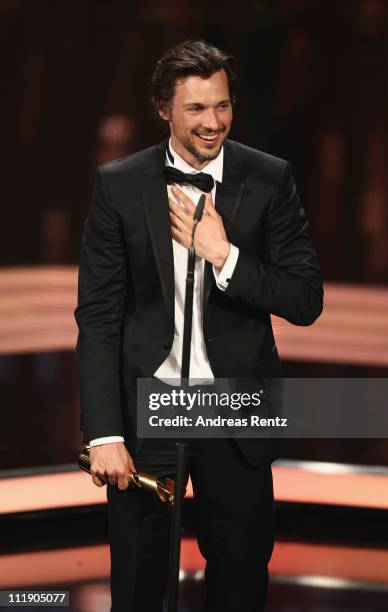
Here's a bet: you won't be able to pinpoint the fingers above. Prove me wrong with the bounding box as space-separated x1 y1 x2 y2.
91 465 130 490
89 443 134 491
169 196 193 248
171 224 189 248
169 207 189 234
168 196 190 218
168 187 220 251
169 198 193 244
171 186 196 214
117 473 131 491
91 473 106 487
169 189 215 222
169 201 187 226
168 198 194 231
116 469 132 491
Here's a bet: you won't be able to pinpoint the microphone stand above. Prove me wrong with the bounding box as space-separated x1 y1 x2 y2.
166 194 206 612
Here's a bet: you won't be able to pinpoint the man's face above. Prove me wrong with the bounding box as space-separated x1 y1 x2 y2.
159 69 233 169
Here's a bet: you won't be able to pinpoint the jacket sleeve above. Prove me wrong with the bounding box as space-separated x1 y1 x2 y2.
74 166 128 441
225 161 323 325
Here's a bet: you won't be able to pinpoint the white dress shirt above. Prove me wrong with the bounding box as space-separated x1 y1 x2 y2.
89 140 239 447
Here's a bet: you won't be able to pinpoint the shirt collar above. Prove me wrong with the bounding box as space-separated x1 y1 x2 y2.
167 138 223 183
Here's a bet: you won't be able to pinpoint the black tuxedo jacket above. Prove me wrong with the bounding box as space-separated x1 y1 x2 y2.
75 139 323 466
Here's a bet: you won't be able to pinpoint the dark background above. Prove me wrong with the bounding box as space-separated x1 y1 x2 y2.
1 0 387 470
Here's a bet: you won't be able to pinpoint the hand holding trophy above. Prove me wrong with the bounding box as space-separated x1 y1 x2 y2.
78 446 175 506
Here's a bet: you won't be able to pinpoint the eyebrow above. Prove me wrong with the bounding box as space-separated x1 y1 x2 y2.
183 99 231 108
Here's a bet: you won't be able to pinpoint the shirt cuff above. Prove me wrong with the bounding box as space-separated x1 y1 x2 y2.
89 436 125 447
213 244 239 291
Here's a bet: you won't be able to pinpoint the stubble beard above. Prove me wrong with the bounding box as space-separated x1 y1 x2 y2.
183 133 224 163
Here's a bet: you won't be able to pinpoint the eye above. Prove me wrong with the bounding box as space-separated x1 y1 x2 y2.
188 106 202 112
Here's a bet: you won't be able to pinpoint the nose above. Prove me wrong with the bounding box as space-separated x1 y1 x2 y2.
202 108 219 131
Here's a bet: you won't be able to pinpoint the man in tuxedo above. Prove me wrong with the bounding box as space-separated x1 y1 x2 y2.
75 40 323 611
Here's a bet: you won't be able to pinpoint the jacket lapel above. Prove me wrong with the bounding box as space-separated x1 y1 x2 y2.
203 140 246 308
142 140 175 320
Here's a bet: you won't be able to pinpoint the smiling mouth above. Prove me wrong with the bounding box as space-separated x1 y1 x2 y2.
195 133 221 145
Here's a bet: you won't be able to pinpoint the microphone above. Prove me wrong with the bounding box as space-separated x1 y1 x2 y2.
194 193 206 223
191 194 206 241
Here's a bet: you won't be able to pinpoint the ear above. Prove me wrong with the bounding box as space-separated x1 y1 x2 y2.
158 107 171 122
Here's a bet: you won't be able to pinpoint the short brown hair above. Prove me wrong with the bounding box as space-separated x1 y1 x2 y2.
151 39 238 112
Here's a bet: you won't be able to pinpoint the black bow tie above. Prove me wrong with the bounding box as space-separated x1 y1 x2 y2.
163 166 215 193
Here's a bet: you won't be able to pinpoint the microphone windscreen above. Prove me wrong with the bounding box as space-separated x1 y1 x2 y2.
194 194 206 222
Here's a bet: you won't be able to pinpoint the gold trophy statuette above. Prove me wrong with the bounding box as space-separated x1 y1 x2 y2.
78 447 175 506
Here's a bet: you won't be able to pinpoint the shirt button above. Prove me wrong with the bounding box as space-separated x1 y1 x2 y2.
207 337 214 343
